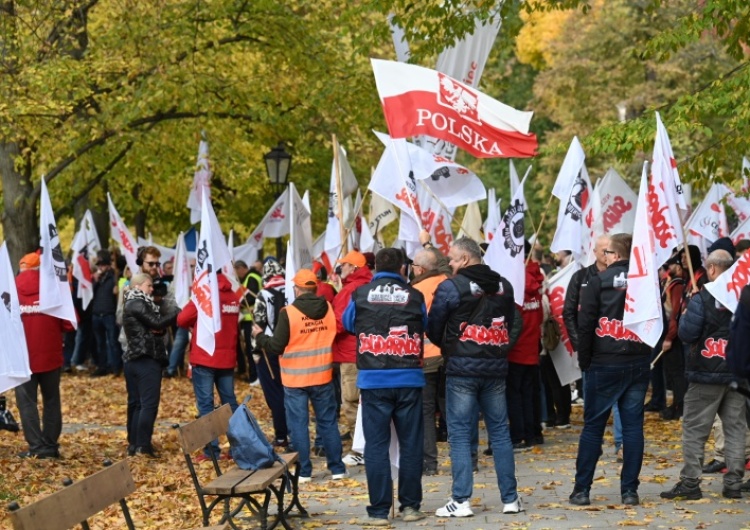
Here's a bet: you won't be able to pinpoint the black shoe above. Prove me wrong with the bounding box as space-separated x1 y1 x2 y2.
569 490 591 506
437 429 448 442
621 491 639 505
312 446 326 457
483 447 493 456
660 405 682 421
162 370 176 378
741 479 750 492
512 442 531 452
660 480 702 500
722 487 742 499
0 409 20 432
423 466 438 476
127 445 136 457
644 401 663 412
18 449 60 459
702 459 726 473
531 435 544 445
135 447 159 459
62 365 72 374
91 368 110 377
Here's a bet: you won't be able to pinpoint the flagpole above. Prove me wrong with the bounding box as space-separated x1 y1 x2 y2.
332 135 349 256
334 188 372 263
650 349 666 370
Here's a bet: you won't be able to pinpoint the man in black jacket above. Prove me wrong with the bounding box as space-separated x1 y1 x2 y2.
661 249 747 500
571 233 652 507
91 250 120 376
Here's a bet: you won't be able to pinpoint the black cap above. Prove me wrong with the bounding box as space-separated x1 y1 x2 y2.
96 250 111 266
707 237 736 260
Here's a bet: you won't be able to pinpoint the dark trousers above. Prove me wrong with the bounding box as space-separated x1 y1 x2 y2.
540 354 571 426
663 342 687 411
256 350 287 442
649 344 667 409
15 370 62 455
124 357 163 450
507 362 539 444
361 387 423 518
93 313 121 372
237 322 258 381
422 371 440 470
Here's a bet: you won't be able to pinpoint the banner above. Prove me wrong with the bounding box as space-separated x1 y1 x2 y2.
187 135 212 224
245 186 291 255
731 214 750 245
550 137 591 259
705 250 750 313
685 182 729 243
39 179 77 328
623 162 663 347
485 168 529 306
0 242 31 393
173 232 191 309
371 59 537 159
71 210 101 310
108 194 139 274
285 183 314 305
545 262 581 386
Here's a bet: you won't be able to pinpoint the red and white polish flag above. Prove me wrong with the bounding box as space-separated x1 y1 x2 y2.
624 162 663 347
371 59 537 159
705 250 750 313
71 209 101 310
108 193 139 274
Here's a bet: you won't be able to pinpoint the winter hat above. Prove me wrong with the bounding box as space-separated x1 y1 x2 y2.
262 258 285 283
707 237 736 261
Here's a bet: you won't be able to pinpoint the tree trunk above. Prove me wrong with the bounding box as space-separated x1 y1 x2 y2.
0 141 38 271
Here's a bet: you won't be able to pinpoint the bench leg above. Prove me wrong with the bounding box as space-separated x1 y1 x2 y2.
284 462 309 518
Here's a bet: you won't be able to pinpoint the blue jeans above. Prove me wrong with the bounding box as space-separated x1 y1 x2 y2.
192 365 239 455
361 387 423 518
284 382 344 478
575 359 650 494
613 403 622 450
167 327 190 375
71 313 93 366
446 376 518 504
93 313 121 372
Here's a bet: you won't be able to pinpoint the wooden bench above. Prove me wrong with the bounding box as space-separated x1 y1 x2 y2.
176 404 307 530
6 459 227 530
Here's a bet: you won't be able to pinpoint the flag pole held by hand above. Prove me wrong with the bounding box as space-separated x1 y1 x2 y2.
650 350 665 370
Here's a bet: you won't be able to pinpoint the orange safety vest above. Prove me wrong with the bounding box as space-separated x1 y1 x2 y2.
413 273 448 359
280 304 336 388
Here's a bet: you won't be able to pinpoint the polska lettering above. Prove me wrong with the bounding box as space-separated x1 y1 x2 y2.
595 317 642 342
459 318 509 347
415 109 504 157
700 337 727 359
358 326 421 356
603 196 633 232
647 182 675 249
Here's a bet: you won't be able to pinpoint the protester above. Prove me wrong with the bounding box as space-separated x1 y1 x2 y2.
177 271 240 462
571 233 651 506
659 251 687 420
253 269 345 483
312 261 337 303
343 248 427 525
253 258 289 447
15 252 75 458
661 249 747 500
410 246 450 476
506 241 545 450
165 257 195 378
91 250 121 377
427 237 524 517
332 250 372 465
234 259 261 383
122 273 177 458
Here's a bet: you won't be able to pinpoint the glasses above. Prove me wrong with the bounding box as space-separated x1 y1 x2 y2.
144 261 160 267
603 250 616 255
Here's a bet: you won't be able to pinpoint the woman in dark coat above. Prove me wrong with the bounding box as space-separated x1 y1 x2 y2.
122 273 177 457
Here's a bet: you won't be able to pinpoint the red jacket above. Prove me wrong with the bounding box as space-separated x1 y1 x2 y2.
177 274 240 370
316 281 336 304
508 261 544 365
16 269 75 373
332 266 373 363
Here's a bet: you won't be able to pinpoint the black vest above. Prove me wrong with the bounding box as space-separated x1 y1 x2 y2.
443 274 516 378
352 276 425 372
686 289 732 383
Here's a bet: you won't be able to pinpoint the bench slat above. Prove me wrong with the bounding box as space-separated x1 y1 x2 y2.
177 403 234 454
203 453 299 495
9 460 136 530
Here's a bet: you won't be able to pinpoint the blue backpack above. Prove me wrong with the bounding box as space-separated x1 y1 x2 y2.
227 398 283 471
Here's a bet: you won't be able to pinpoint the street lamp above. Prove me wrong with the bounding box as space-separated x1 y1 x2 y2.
264 142 292 259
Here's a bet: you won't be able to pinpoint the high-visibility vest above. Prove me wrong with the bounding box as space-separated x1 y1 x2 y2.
240 272 263 322
413 273 448 359
280 304 336 388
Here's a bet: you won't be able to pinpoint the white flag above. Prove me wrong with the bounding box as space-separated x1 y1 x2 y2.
550 137 592 258
731 214 750 245
246 187 291 252
71 210 101 310
173 232 191 309
458 202 483 242
623 162 662 347
0 242 31 393
285 183 314 305
509 160 521 196
725 187 750 222
192 189 231 355
546 262 581 386
108 194 139 274
705 251 750 313
485 168 529 306
369 193 398 236
187 136 212 224
484 188 502 243
38 179 77 328
324 139 358 263
650 113 686 266
685 182 730 243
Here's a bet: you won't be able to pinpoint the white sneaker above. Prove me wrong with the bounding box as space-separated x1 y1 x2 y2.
74 365 87 372
503 496 524 514
343 453 365 466
297 476 311 484
435 498 473 517
332 472 348 480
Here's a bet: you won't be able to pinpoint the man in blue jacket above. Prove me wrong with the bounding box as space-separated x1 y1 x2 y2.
661 249 747 500
343 247 427 526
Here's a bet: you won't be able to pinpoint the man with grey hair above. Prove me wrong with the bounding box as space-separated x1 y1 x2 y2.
662 249 748 500
427 236 525 516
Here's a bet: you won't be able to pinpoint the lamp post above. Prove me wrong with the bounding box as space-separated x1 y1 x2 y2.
264 142 292 259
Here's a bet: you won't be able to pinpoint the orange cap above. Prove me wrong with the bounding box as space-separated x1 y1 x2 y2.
293 269 318 288
337 251 366 268
19 252 41 270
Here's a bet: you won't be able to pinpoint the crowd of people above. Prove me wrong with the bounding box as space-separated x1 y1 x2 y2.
4 226 750 524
